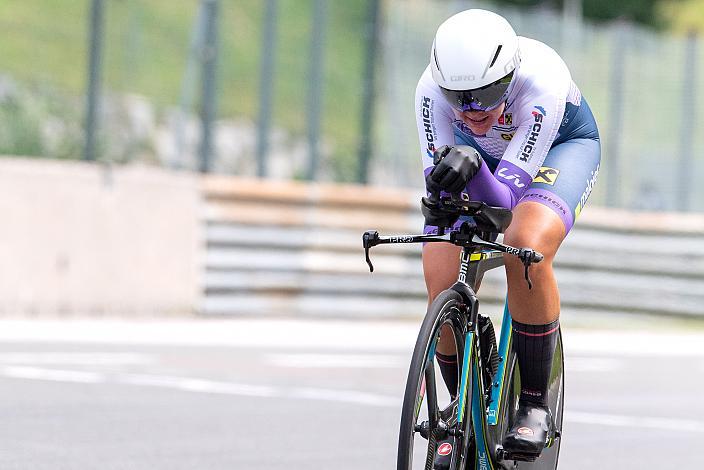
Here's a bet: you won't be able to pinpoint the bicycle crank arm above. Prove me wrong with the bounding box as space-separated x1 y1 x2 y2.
413 419 462 440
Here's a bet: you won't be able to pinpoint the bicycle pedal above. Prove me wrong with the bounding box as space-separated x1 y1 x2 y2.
495 447 539 463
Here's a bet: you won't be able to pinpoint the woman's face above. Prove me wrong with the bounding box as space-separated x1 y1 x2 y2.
459 102 506 136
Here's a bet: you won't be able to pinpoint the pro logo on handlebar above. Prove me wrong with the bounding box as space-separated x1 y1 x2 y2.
389 236 414 243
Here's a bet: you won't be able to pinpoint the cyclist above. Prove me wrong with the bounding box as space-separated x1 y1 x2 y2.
416 8 600 465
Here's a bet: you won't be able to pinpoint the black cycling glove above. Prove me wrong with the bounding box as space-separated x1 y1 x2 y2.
425 145 482 195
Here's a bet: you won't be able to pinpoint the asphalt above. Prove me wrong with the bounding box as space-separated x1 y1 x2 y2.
0 315 702 469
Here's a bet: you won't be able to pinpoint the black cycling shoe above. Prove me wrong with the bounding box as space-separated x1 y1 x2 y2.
432 438 454 469
502 402 552 461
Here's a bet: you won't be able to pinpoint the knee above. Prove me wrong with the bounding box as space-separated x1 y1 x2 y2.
503 230 556 262
502 227 560 276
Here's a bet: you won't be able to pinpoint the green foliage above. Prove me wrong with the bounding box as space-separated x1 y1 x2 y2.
0 99 44 156
0 0 372 178
0 78 85 159
496 0 676 28
660 0 704 33
581 0 667 28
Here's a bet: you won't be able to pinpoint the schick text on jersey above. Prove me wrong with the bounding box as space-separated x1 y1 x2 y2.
520 112 543 162
422 97 435 153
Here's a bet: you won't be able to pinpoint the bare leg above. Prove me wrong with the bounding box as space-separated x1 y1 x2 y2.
502 201 565 324
501 201 566 456
422 242 461 357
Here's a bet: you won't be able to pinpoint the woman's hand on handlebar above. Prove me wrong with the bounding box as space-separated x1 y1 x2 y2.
425 145 483 195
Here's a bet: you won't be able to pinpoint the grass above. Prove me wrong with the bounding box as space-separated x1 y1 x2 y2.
0 0 372 179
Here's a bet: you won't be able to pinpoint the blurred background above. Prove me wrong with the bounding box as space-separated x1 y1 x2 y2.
3 0 704 208
1 1 703 469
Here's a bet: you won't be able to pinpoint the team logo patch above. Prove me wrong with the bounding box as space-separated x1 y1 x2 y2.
517 427 534 436
438 443 453 456
534 166 560 185
498 113 513 126
501 133 514 141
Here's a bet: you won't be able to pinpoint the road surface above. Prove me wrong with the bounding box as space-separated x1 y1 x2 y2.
0 314 702 469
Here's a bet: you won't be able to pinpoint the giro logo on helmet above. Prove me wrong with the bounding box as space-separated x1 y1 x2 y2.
451 75 476 82
430 9 520 98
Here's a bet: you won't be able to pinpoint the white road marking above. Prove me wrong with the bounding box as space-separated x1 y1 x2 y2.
0 366 395 407
0 350 626 373
288 387 398 407
0 318 702 357
119 373 279 397
2 366 703 433
266 353 407 369
0 366 105 383
0 352 155 365
566 411 704 433
565 357 623 372
266 353 622 372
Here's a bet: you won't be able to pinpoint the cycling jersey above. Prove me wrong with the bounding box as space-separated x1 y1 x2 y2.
416 37 600 233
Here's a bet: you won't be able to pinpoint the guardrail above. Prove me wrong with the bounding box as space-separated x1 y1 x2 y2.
201 176 704 318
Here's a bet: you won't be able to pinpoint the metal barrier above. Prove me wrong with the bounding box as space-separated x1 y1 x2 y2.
202 176 704 318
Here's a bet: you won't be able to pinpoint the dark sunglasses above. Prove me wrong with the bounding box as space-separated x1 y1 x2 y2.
439 71 514 112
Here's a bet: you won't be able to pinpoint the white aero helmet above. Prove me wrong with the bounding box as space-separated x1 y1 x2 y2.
430 9 520 111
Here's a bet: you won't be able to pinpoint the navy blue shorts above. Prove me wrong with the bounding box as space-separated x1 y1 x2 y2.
520 98 601 233
427 99 601 235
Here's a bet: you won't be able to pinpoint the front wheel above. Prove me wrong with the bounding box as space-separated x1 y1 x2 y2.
496 330 565 469
396 289 471 470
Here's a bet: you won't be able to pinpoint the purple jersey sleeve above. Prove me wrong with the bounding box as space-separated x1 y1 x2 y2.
466 160 532 208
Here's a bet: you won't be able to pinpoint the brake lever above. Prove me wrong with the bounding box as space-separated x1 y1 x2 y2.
362 231 379 272
365 246 374 272
518 249 543 290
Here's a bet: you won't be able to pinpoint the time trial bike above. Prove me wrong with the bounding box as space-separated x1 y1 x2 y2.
362 196 564 470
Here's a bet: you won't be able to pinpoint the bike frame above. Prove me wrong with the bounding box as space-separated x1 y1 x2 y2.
453 247 514 470
363 218 550 469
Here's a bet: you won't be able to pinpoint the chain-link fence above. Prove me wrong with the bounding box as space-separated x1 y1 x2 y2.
0 0 702 211
376 0 704 212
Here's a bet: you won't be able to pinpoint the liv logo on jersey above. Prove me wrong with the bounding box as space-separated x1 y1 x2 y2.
521 105 546 163
498 167 527 188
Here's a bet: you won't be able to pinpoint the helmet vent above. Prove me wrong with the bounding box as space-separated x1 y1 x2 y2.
433 46 446 81
489 45 503 68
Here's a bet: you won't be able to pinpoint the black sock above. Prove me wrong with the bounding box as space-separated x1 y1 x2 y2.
435 352 458 397
512 318 559 406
